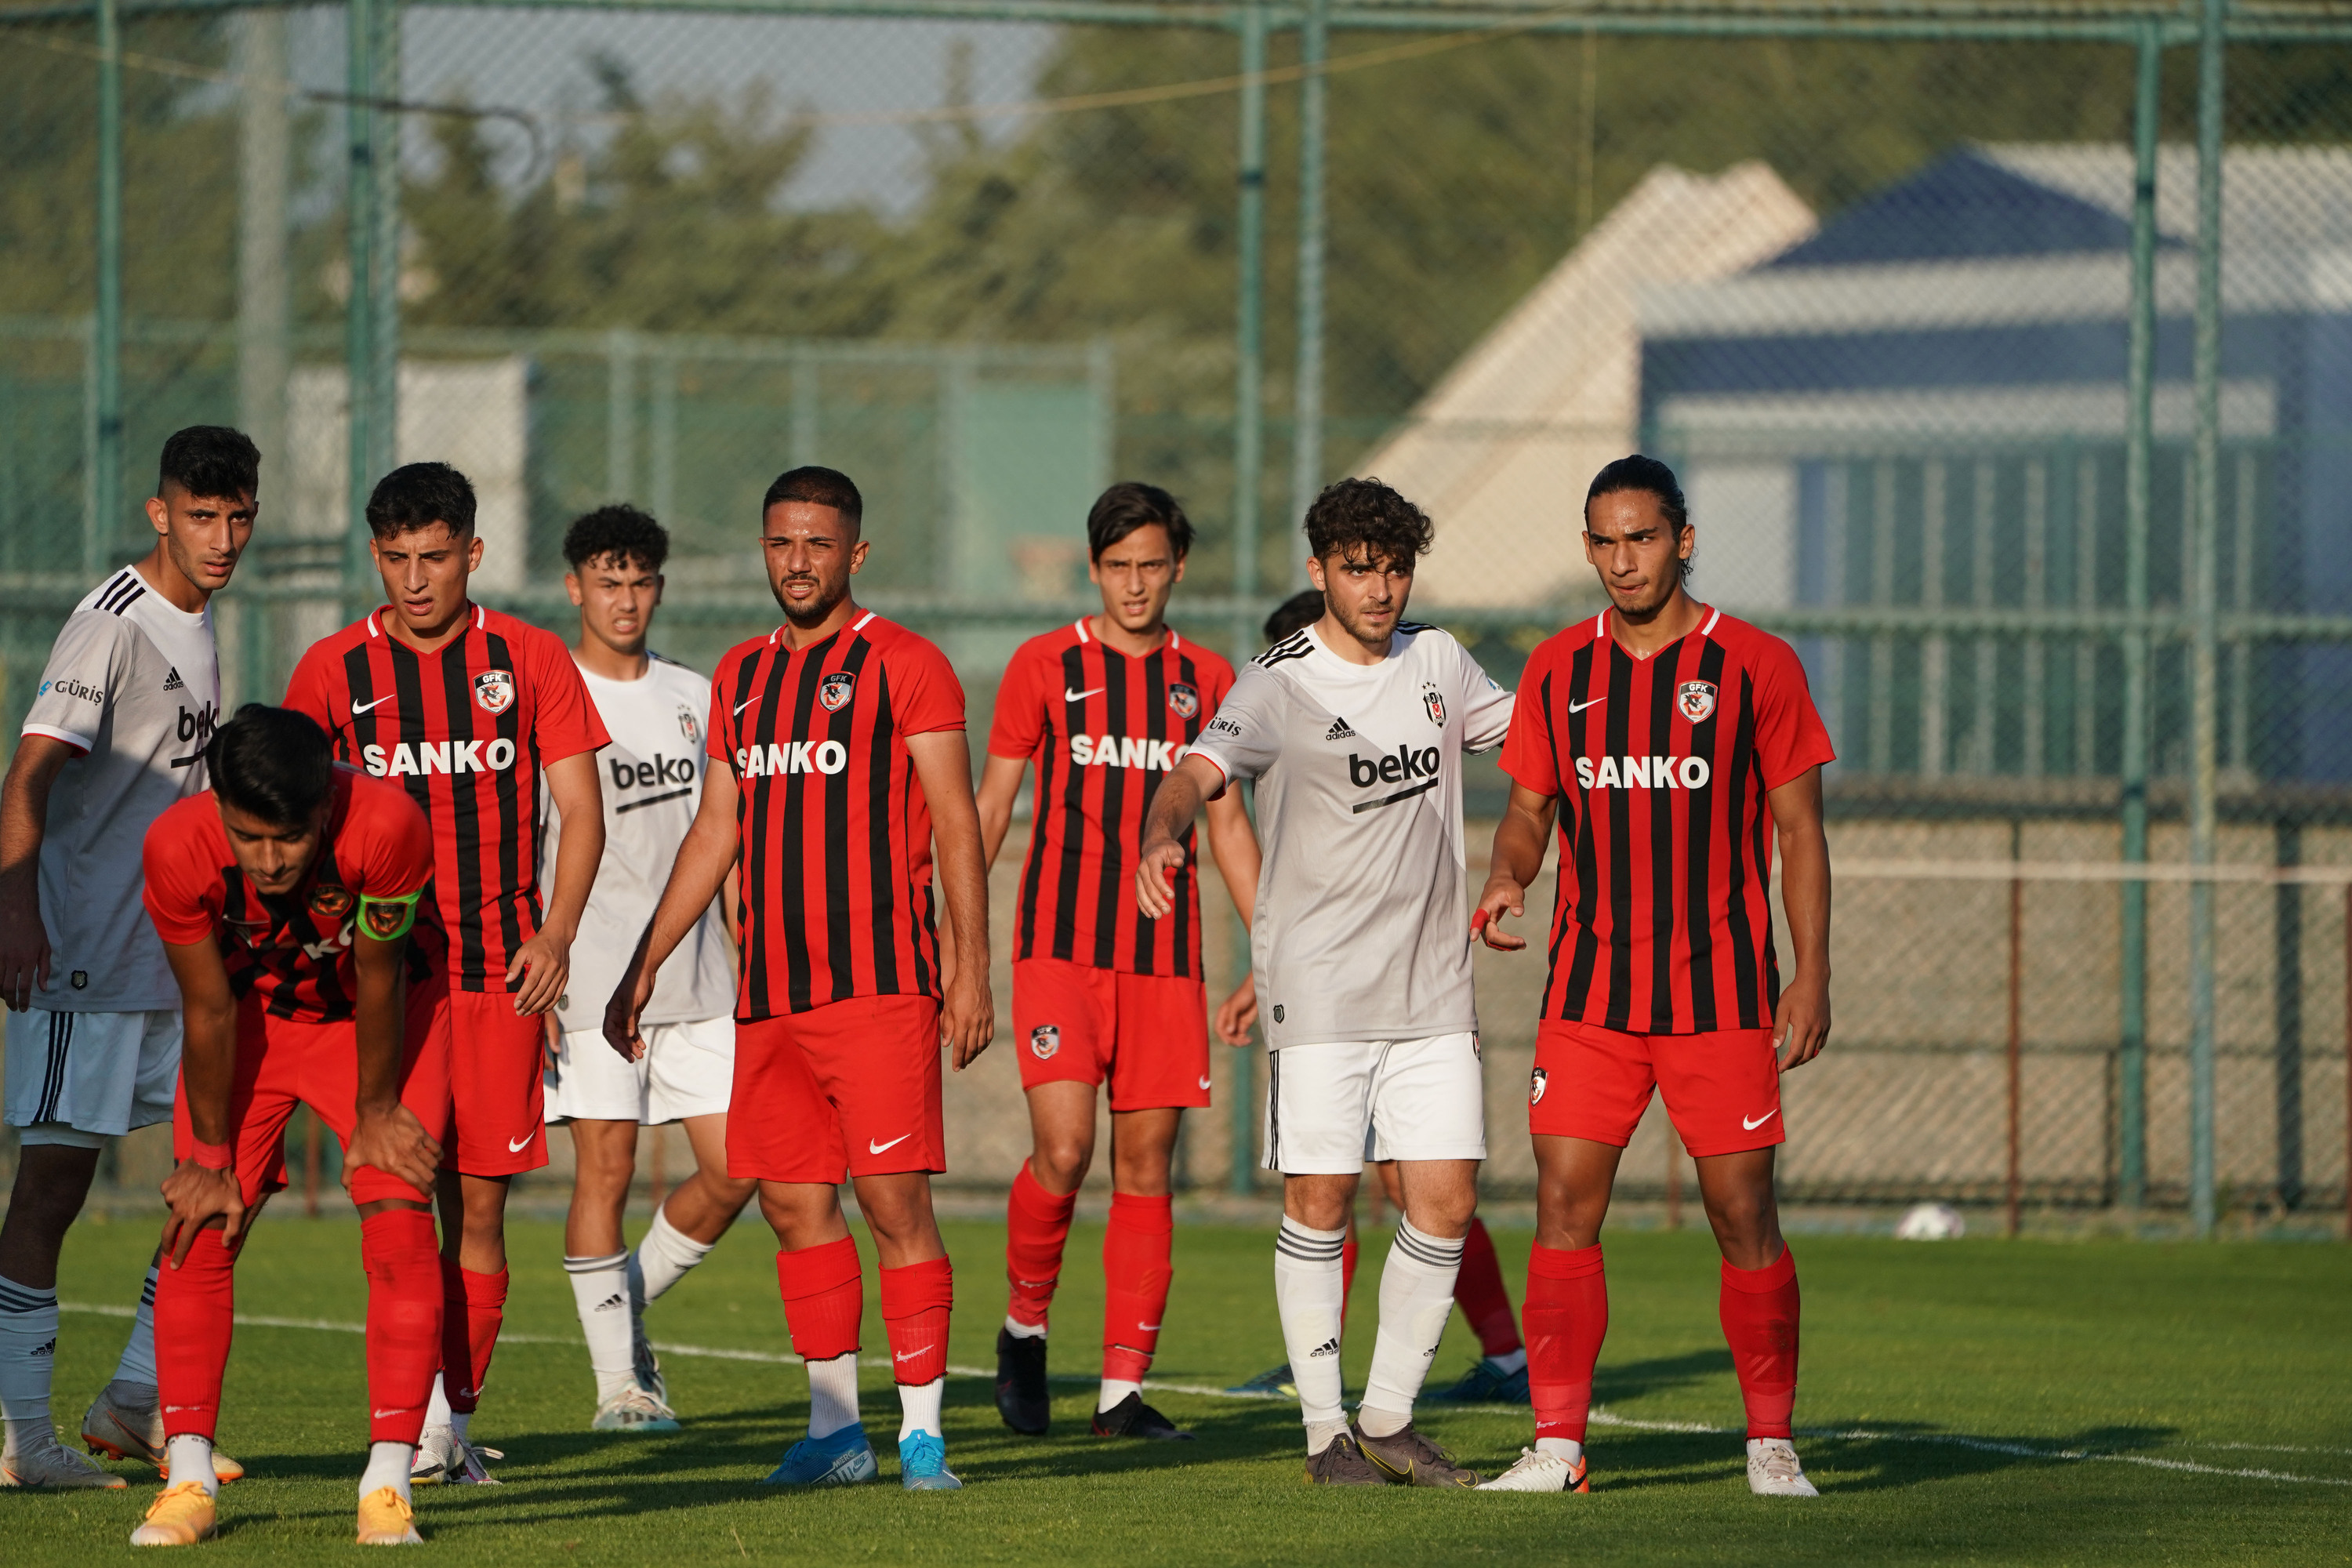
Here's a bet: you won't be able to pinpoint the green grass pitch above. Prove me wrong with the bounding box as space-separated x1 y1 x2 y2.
12 1212 2350 1564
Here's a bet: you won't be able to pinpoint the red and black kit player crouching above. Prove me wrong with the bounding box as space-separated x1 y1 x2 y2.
612 466 992 1492
1474 456 1835 1497
132 706 450 1547
284 463 608 1483
975 482 1261 1440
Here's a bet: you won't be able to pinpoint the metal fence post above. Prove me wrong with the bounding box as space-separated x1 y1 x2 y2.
608 326 638 502
343 0 379 600
2118 20 2161 1210
1287 0 1327 586
2187 0 2227 1240
369 0 402 485
91 0 123 579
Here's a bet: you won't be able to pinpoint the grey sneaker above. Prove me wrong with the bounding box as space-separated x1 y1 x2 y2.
1303 1432 1387 1486
592 1385 681 1433
1350 1421 1483 1487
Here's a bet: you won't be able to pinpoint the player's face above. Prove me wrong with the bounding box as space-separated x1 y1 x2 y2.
1583 492 1693 619
218 800 328 896
146 484 256 597
371 522 483 639
1089 523 1185 637
1308 546 1414 653
761 501 868 628
568 551 662 657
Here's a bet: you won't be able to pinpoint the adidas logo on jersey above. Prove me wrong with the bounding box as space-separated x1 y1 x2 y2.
1069 734 1189 771
1324 717 1357 741
162 666 184 691
1575 754 1713 791
363 738 519 778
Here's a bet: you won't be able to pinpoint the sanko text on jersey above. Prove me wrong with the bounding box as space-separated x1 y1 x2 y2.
361 738 519 777
1069 733 1192 771
1573 754 1713 790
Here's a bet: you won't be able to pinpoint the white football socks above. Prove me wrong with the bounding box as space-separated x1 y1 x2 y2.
1001 1316 1046 1340
1359 1219 1465 1433
1486 1347 1529 1376
423 1374 469 1443
112 1265 160 1388
1536 1436 1585 1463
1272 1218 1348 1429
564 1251 636 1403
897 1377 944 1442
1097 1378 1141 1414
630 1208 716 1307
358 1440 414 1503
0 1272 60 1457
806 1351 860 1439
167 1433 220 1497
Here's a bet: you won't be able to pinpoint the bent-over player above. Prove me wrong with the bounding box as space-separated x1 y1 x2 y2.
1473 456 1832 1497
1138 478 1512 1487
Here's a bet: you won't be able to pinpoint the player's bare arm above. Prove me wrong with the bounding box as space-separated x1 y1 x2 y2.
1767 765 1831 1072
1134 753 1222 920
606 760 739 1058
1476 783 1560 952
158 939 249 1265
0 734 72 1010
1203 787 1262 1043
510 749 604 1015
975 753 1029 869
909 728 993 1069
344 924 441 1198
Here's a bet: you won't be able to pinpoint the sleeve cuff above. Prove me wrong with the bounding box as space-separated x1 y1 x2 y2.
1192 750 1233 800
20 724 93 755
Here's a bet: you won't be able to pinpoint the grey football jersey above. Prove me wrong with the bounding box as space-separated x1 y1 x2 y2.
1188 621 1512 1048
20 565 221 1012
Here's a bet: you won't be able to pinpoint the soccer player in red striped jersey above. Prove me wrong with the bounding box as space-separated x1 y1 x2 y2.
1473 456 1833 1497
608 466 992 1492
283 463 608 1481
132 706 448 1545
975 483 1262 1441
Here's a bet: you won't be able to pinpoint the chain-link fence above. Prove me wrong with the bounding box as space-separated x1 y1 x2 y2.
2 0 2349 1232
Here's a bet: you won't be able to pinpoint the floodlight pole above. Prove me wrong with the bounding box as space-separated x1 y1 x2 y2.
1229 0 1269 1196
91 0 123 579
1288 0 1327 586
2187 0 2227 1240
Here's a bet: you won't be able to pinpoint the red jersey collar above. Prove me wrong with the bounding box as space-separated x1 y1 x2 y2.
367 602 485 642
1596 604 1719 660
768 608 877 649
1073 616 1181 655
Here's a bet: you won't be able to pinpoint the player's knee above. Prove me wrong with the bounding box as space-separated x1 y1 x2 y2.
1030 1136 1092 1192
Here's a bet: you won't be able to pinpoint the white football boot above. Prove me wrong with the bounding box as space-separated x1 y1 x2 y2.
1746 1437 1820 1497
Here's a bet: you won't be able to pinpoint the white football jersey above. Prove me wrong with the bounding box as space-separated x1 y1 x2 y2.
20 565 220 1011
543 653 734 1032
1187 620 1512 1048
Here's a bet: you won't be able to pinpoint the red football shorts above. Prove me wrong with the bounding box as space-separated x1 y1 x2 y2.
173 978 454 1207
1012 957 1210 1112
444 988 550 1176
1529 1020 1786 1159
729 994 944 1184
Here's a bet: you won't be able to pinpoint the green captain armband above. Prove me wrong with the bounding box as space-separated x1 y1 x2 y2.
357 889 423 942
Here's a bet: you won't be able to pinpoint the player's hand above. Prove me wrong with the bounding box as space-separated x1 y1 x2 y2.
543 1012 561 1072
506 928 571 1016
941 967 993 1071
1214 972 1258 1045
1473 873 1530 951
1134 837 1185 921
1773 970 1830 1072
603 965 654 1064
159 1160 247 1267
347 1102 442 1196
0 873 53 1012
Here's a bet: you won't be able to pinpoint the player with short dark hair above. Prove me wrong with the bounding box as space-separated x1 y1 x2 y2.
129 705 448 1545
1137 477 1514 1487
1262 590 1326 645
0 426 256 1490
976 481 1260 1440
544 505 756 1434
284 461 610 1483
609 464 993 1491
1472 454 1832 1497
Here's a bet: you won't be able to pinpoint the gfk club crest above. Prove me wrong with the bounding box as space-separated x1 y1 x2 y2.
1167 682 1200 720
1029 1024 1061 1061
474 669 515 715
1677 680 1718 723
1530 1066 1548 1105
308 885 354 920
819 672 855 713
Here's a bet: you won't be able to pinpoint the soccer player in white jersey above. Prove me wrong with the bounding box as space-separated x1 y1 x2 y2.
542 506 756 1434
1138 478 1513 1487
0 427 255 1489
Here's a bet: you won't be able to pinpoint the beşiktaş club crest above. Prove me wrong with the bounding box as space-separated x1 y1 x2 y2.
818 672 855 713
474 669 516 715
1421 681 1446 728
1029 1024 1060 1061
1530 1066 1548 1105
1677 679 1719 723
1167 682 1200 720
677 702 701 746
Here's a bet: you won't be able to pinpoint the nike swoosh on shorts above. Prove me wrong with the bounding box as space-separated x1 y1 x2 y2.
869 1133 913 1155
1743 1109 1780 1131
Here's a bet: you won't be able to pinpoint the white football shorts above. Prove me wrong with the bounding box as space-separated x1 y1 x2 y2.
544 1014 735 1126
3 1007 180 1142
1261 1032 1486 1174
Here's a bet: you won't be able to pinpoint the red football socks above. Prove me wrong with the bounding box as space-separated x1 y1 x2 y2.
777 1236 865 1362
1455 1217 1523 1358
1340 1234 1359 1330
361 1210 443 1445
154 1228 237 1442
437 1260 507 1415
1524 1242 1607 1446
1100 1192 1173 1384
880 1257 954 1385
1004 1161 1077 1330
1719 1246 1800 1439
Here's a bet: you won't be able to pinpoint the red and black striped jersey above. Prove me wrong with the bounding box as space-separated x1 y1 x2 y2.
1500 607 1834 1034
283 604 609 993
988 620 1235 978
141 767 440 1024
710 612 966 1018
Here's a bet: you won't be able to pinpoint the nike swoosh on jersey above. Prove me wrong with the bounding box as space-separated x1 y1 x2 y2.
1065 686 1105 702
1568 695 1605 713
735 697 757 714
1197 1076 1212 1091
1742 1109 1780 1131
352 694 396 715
507 1132 536 1152
869 1133 913 1154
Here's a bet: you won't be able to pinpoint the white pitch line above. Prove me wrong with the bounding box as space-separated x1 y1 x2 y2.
59 1303 2350 1486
